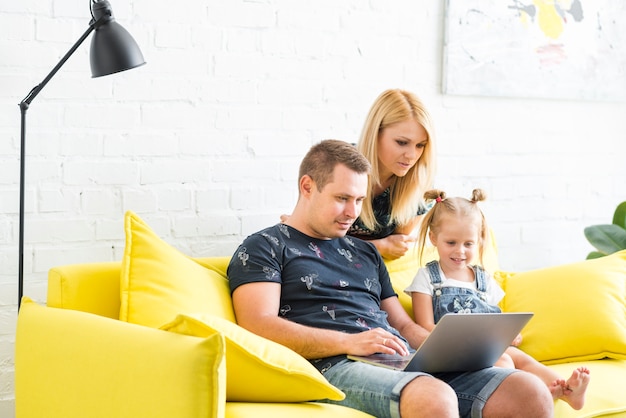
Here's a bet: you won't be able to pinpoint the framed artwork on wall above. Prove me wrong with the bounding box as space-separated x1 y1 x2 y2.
442 0 626 101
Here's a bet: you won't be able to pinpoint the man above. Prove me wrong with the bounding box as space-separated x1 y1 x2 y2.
227 139 553 418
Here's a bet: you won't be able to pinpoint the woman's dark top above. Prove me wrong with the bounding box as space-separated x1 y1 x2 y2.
349 188 426 239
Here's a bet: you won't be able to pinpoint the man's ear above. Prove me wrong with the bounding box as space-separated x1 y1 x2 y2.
300 175 315 196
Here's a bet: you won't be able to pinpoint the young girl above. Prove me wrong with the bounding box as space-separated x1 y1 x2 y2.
405 188 590 410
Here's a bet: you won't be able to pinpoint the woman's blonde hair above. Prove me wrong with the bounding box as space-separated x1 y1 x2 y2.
357 89 436 231
417 189 488 265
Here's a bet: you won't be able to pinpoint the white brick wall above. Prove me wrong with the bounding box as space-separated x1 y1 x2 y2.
1 0 625 414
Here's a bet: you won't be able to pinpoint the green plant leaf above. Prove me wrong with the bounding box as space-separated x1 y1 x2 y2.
613 201 626 229
584 224 626 255
586 251 606 259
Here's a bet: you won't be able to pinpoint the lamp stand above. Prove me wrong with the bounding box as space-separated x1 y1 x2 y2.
17 0 145 309
18 22 99 310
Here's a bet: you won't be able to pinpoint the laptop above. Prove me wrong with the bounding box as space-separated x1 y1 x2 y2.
347 312 533 373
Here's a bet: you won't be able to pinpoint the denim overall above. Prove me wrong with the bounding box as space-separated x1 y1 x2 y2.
426 260 501 324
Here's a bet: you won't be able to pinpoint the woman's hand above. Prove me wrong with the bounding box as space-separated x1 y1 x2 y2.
375 234 416 260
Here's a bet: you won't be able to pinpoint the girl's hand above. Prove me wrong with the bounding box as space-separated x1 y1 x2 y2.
511 333 523 347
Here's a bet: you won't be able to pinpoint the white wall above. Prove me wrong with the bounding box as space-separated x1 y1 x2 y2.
1 0 625 414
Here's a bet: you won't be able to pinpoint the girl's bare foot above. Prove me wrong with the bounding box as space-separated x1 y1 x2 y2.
553 367 590 410
548 378 566 400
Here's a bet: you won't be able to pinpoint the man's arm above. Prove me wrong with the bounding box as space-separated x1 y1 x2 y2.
232 281 409 358
381 296 430 350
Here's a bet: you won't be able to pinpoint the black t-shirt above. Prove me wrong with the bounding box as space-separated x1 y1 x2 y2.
227 223 405 371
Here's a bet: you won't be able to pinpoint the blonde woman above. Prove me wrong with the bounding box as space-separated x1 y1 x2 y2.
349 89 436 259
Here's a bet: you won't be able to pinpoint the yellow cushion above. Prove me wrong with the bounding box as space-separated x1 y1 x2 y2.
161 312 345 403
499 250 626 364
119 211 236 327
16 298 226 418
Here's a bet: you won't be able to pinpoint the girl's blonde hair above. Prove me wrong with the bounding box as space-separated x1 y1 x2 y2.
417 189 488 265
357 89 436 231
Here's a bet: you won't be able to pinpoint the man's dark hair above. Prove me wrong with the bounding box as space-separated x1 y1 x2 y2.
299 139 371 191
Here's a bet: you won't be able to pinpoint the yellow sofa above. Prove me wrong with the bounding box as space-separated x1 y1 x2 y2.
14 211 626 417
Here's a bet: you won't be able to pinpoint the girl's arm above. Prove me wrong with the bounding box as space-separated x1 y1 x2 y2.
411 291 436 331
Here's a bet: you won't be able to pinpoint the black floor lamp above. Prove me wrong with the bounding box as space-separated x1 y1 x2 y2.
17 0 146 309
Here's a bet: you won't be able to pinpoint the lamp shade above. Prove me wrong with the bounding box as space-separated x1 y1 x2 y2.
90 18 145 77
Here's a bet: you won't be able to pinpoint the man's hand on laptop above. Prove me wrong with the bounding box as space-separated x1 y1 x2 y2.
349 328 410 357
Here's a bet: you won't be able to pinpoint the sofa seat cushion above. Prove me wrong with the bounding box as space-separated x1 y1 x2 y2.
161 313 345 403
549 359 626 418
120 211 236 328
498 250 626 364
226 401 375 417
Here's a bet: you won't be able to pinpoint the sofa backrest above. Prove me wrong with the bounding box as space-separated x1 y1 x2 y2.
45 244 497 322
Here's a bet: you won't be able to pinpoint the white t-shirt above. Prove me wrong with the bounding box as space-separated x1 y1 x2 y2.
404 264 505 306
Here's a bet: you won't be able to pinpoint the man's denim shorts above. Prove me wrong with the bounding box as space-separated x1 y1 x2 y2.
319 359 517 418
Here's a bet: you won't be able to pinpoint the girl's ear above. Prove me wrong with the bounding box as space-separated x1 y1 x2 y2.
428 230 436 246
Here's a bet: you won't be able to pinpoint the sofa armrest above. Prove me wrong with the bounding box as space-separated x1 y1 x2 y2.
16 299 226 418
47 261 123 318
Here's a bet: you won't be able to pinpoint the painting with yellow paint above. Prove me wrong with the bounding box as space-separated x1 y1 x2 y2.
443 0 626 101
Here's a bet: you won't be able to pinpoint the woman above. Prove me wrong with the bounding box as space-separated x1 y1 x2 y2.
349 89 436 259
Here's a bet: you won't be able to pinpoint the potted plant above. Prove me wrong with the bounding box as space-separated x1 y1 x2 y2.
584 201 626 259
